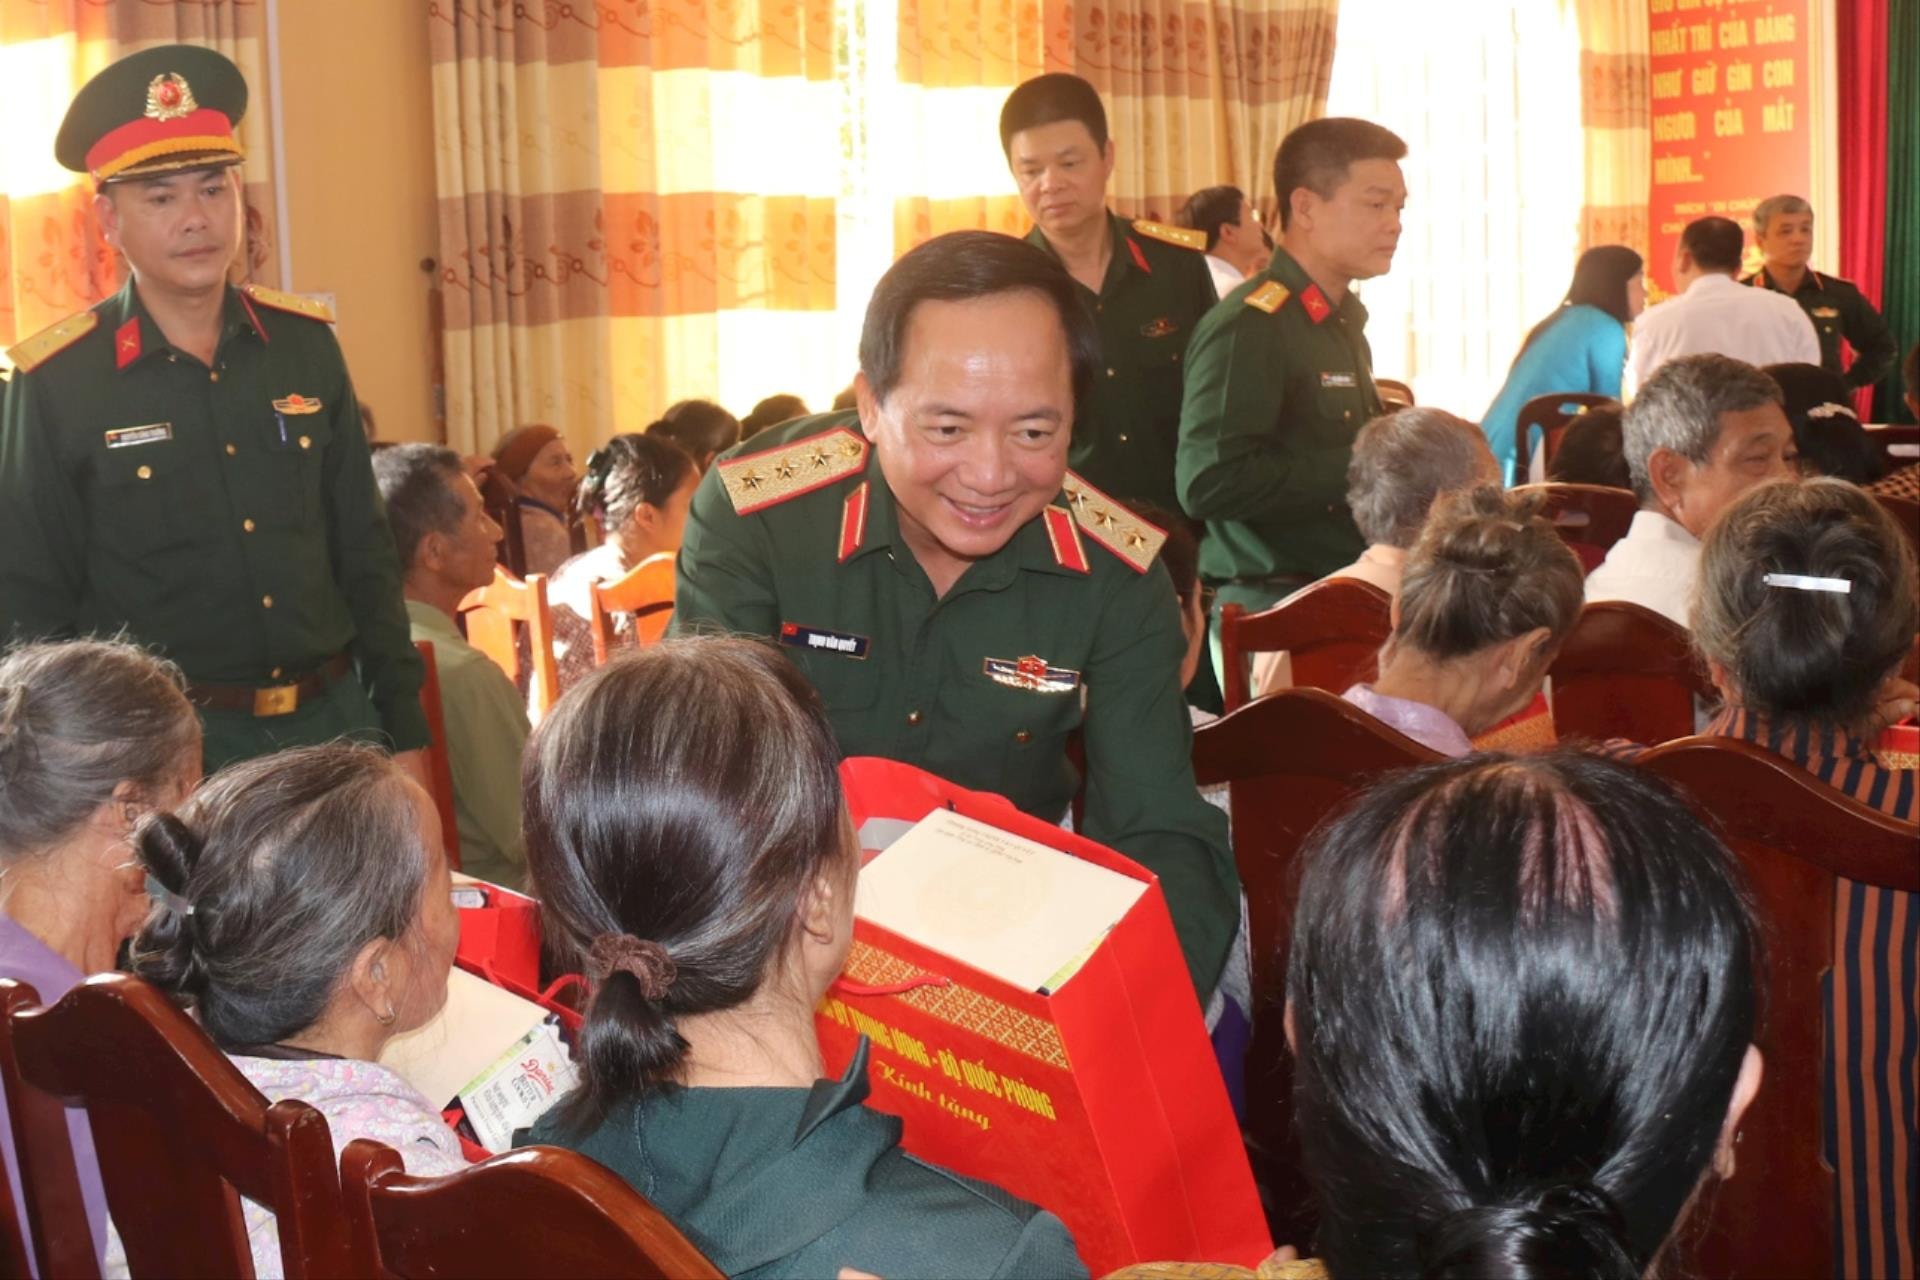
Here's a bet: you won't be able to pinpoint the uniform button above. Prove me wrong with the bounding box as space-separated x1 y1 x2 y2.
1105 367 1116 378
136 465 153 480
1014 729 1032 744
225 443 237 456
1119 433 1130 443
906 709 924 726
261 595 274 609
242 518 256 533
1344 411 1353 420
209 370 220 383
270 666 283 679
298 435 311 450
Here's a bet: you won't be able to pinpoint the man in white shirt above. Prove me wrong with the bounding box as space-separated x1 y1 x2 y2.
1587 353 1796 626
1627 215 1819 393
1176 185 1271 298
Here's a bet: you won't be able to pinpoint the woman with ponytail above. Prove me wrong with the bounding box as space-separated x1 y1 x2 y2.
128 743 465 1279
1686 478 1917 1277
0 639 200 1275
1287 751 1764 1279
520 637 1086 1279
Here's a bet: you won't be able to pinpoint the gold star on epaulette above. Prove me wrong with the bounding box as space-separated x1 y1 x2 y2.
718 426 869 515
1131 218 1207 251
1059 471 1166 574
6 310 99 373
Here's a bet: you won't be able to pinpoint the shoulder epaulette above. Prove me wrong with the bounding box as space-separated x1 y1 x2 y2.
1131 219 1206 252
1059 471 1165 573
719 426 867 516
241 283 335 324
6 310 98 373
1245 281 1290 314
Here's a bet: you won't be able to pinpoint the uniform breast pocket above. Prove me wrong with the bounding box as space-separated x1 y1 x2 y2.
90 438 211 554
1314 383 1367 443
260 416 332 529
784 630 880 714
974 670 1084 798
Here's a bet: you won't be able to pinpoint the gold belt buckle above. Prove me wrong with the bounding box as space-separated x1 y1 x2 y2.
253 684 300 717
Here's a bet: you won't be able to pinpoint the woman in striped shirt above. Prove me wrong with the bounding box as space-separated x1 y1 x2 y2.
1692 478 1918 1279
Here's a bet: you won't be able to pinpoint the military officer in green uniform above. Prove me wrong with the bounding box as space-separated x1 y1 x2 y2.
1743 194 1896 391
1177 118 1409 632
0 45 427 774
1000 74 1218 516
671 230 1237 1001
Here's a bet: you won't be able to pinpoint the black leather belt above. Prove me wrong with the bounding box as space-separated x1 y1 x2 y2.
186 653 352 717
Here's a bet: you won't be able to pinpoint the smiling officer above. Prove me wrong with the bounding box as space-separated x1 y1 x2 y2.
0 45 427 774
671 230 1238 1001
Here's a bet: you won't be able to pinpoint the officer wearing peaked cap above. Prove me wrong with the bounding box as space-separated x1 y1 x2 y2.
671 231 1239 1002
0 45 428 774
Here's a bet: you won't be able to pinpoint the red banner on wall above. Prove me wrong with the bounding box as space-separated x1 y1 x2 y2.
1646 0 1815 298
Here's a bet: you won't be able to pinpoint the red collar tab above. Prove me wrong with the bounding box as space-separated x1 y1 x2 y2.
837 481 871 563
1042 504 1091 574
238 289 270 342
1126 237 1151 275
1299 284 1333 324
114 318 142 370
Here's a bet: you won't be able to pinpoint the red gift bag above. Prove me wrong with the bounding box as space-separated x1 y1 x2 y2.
823 757 1270 1276
454 882 585 1031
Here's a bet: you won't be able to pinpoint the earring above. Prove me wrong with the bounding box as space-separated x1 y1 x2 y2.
376 1004 397 1026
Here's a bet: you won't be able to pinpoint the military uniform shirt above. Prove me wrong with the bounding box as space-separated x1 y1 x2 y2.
1176 247 1378 586
1744 267 1897 389
671 412 1239 994
1027 212 1218 514
0 279 427 751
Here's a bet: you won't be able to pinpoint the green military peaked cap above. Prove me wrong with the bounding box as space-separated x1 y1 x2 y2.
56 44 248 184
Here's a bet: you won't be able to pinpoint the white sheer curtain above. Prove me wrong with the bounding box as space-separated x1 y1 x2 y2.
1327 0 1585 419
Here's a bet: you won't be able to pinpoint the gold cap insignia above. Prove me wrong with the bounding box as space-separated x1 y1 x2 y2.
145 73 198 122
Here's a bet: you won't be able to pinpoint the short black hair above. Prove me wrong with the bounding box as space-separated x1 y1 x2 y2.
858 230 1100 421
999 73 1108 155
1547 405 1632 490
1177 185 1246 252
1272 117 1407 230
648 400 740 462
371 443 466 570
1763 362 1883 483
739 394 809 440
1680 216 1745 273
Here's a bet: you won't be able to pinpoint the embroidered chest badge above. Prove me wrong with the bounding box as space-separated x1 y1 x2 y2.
985 655 1082 694
272 393 323 415
1139 316 1178 339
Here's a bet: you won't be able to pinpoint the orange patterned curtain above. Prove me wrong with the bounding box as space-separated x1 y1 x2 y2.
1575 0 1651 266
0 0 280 356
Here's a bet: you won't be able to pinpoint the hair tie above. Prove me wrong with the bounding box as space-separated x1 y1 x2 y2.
587 933 677 1000
1763 571 1851 595
146 874 196 917
1805 401 1859 422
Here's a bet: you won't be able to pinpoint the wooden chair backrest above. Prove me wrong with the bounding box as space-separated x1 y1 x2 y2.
412 641 462 872
1 980 94 1279
1872 492 1919 556
1375 377 1415 408
1218 577 1391 711
341 1139 724 1279
1863 423 1920 475
587 552 677 665
10 973 351 1279
1509 481 1639 563
1637 736 1920 1280
459 566 560 720
1191 688 1442 1241
476 468 529 578
1513 392 1615 477
1548 601 1710 744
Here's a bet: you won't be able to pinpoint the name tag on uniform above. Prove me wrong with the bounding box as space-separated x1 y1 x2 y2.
778 622 870 659
984 655 1081 694
1812 306 1840 318
1319 372 1357 389
102 423 173 449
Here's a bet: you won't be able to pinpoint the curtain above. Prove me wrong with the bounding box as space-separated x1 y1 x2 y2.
1880 0 1917 422
0 0 280 355
1573 0 1650 265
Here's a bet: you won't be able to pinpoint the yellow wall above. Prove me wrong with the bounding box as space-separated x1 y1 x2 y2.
276 0 439 443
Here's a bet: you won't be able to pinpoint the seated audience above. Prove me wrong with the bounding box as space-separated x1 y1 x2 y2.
1344 487 1582 755
1585 353 1795 625
1545 402 1632 490
1252 410 1498 698
0 640 200 1273
1287 751 1762 1279
1175 184 1270 298
520 638 1087 1279
1764 362 1883 484
547 434 699 689
740 393 810 441
131 743 466 1279
1866 340 1920 501
831 383 859 412
374 444 531 889
490 424 579 576
1687 478 1916 1276
1480 245 1643 483
647 398 741 472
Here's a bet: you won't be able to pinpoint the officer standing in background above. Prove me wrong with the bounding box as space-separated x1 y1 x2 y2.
1744 194 1896 391
1176 119 1408 646
1001 74 1218 516
671 231 1238 1004
0 45 428 774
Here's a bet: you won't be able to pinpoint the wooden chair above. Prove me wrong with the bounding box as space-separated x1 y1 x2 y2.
341 1139 723 1279
587 551 677 665
459 565 561 721
1218 577 1391 711
476 467 530 578
10 973 352 1278
1375 377 1415 408
1636 736 1920 1280
1548 601 1710 744
1872 492 1918 556
413 640 462 871
1863 422 1920 475
1192 689 1442 1241
1510 482 1640 565
1513 392 1615 479
1 980 93 1280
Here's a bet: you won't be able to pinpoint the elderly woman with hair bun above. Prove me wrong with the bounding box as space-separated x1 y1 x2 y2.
0 639 201 1274
1686 477 1918 1277
128 742 465 1279
520 637 1087 1279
